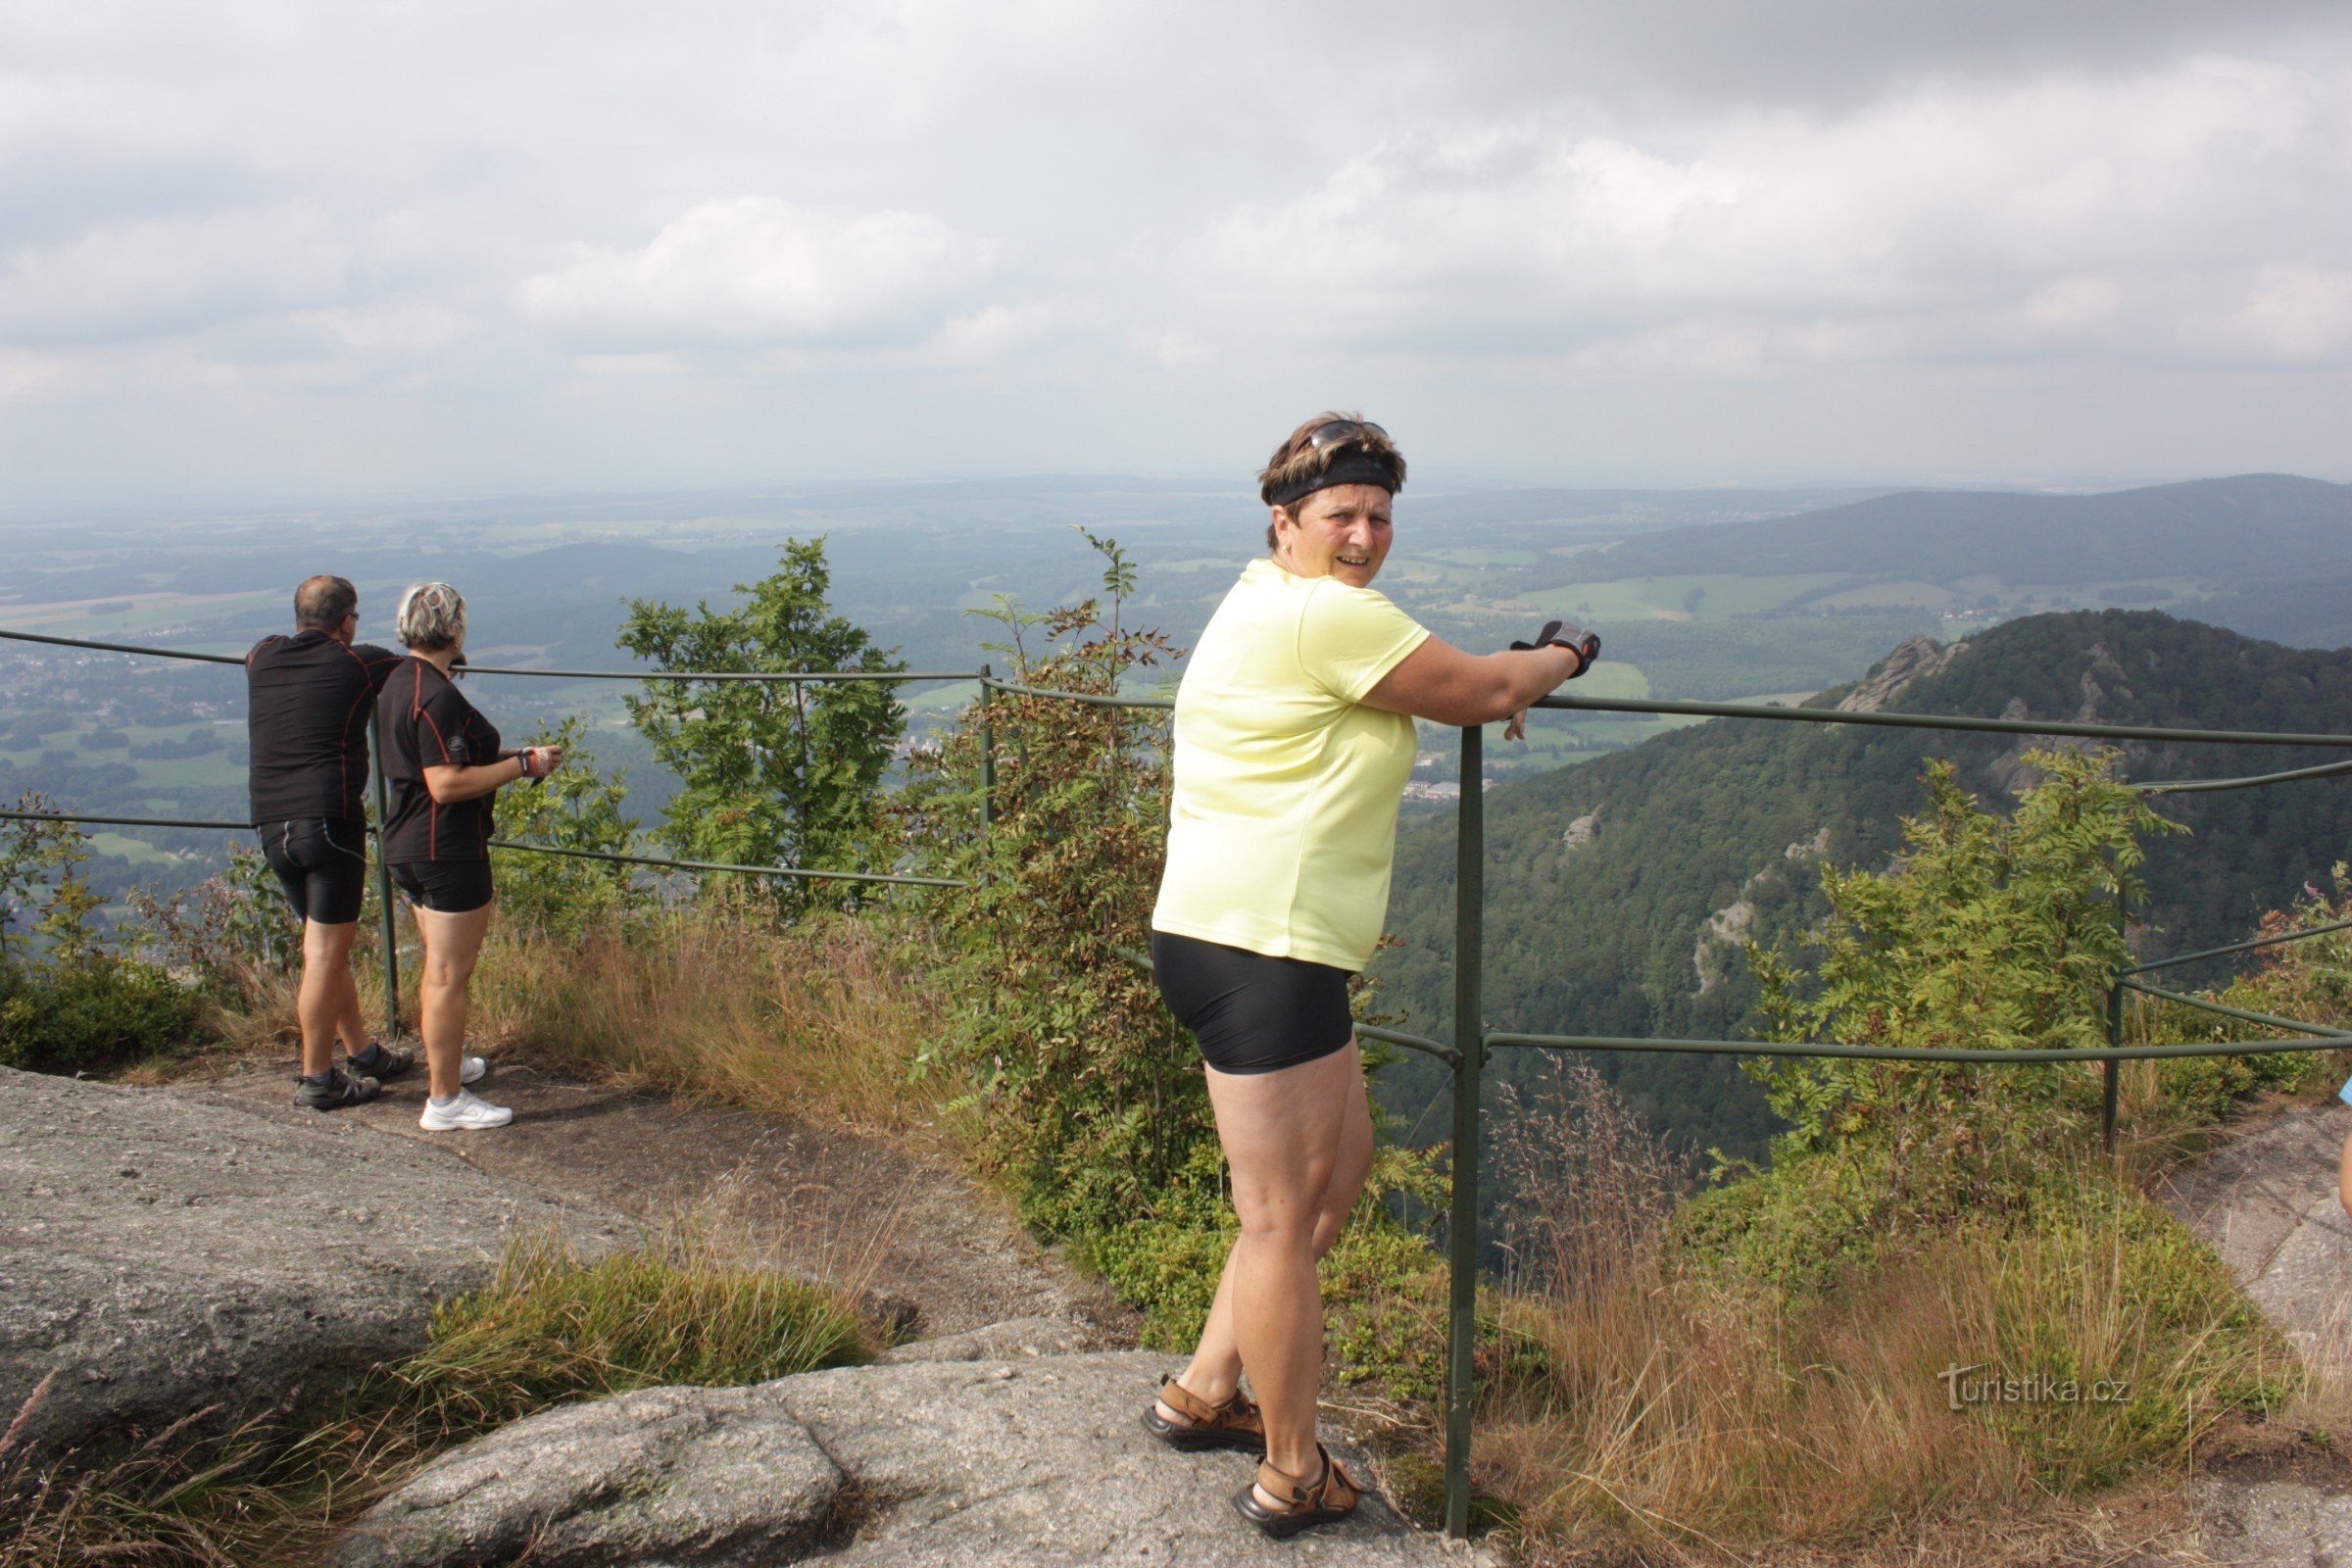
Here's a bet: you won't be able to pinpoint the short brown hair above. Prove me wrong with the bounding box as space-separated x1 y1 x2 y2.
1256 413 1406 549
293 575 358 633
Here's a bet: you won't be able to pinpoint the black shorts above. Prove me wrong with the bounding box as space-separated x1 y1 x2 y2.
1150 930 1353 1076
389 860 495 915
257 818 368 926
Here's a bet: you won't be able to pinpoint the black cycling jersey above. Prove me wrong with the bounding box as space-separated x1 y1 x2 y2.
245 632 403 824
378 657 504 864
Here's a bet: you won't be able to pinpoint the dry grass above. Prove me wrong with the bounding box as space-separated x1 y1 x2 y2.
1472 1066 2290 1566
464 903 952 1137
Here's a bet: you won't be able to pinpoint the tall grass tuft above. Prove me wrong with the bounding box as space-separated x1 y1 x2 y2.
399 1221 869 1430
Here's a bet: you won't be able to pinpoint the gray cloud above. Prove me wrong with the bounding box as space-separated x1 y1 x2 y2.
0 1 2346 504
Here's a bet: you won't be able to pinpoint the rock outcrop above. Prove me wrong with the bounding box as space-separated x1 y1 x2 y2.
0 1065 624 1466
333 1348 1477 1568
1836 633 1963 713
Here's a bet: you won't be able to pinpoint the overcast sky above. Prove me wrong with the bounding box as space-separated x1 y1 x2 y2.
3 1 2347 510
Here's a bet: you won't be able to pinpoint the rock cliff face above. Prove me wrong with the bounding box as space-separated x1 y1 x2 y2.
0 1066 623 1466
1835 634 1964 713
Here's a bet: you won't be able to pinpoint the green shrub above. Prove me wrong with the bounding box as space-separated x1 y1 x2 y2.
0 956 200 1073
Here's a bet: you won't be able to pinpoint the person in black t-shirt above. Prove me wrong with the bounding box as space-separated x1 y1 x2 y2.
378 581 564 1132
247 575 408 1111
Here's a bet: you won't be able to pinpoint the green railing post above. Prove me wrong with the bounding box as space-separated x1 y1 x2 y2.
977 664 995 833
1444 722 1485 1540
368 711 401 1044
2104 882 2126 1156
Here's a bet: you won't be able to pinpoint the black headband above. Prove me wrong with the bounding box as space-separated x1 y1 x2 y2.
1264 450 1400 509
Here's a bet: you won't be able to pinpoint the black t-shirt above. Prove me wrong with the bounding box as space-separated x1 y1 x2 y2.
377 657 504 864
245 632 403 824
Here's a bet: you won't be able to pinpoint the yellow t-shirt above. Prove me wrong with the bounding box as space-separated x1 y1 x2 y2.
1152 558 1432 971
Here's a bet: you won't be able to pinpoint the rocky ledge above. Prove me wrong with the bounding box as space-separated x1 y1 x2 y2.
0 1064 624 1466
333 1348 1481 1568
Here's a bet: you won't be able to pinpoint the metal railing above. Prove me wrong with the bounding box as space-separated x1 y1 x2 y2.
8 623 2352 1540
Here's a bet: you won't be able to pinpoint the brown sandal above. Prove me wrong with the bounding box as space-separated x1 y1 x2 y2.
1142 1373 1266 1454
1233 1443 1362 1538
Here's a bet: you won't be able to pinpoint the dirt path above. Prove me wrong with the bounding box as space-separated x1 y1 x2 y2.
180 1051 1137 1348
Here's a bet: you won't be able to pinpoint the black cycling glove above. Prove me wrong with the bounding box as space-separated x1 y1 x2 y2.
1509 619 1600 678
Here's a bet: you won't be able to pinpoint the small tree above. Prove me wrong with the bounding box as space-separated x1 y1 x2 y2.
1744 748 2182 1206
618 540 906 911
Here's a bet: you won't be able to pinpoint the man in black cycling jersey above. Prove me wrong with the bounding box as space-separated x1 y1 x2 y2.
247 575 408 1109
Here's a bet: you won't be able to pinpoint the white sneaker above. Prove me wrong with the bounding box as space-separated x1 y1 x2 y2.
461 1054 487 1085
419 1088 514 1132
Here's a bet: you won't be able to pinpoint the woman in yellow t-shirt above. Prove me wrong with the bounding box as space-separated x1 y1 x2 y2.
1143 414 1598 1537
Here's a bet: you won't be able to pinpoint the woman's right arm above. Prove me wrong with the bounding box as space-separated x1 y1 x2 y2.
423 746 560 804
424 756 528 804
1360 637 1585 727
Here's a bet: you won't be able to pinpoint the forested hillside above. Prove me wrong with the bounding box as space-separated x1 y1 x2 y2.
1372 610 2352 1159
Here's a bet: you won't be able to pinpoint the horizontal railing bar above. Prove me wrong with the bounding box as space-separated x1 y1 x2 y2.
2125 918 2352 976
1486 1028 2352 1062
1358 1022 1462 1067
465 665 973 683
0 627 244 664
979 676 1175 710
486 838 969 888
2117 979 2352 1040
2132 758 2352 795
1530 690 2352 749
1 807 254 831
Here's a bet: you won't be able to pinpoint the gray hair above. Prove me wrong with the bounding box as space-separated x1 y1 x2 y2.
395 581 467 653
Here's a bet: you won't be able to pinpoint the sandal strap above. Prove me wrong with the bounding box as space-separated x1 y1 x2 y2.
1157 1373 1256 1428
1255 1445 1361 1513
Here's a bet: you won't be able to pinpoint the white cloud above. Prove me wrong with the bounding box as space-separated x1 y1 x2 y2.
516 197 1000 351
1179 58 2352 369
0 202 349 347
930 302 1054 364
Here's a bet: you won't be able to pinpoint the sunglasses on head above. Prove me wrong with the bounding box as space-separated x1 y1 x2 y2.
1304 418 1387 452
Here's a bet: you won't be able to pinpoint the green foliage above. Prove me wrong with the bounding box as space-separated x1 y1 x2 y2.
1678 752 2184 1293
1748 749 2180 1171
2135 863 2352 1125
490 716 644 937
0 799 201 1073
398 1226 868 1432
1 794 97 962
619 538 906 910
0 955 200 1074
126 847 301 1008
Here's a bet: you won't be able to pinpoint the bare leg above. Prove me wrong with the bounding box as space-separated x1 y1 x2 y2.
297 921 361 1077
1168 1046 1375 1410
1182 1042 1375 1499
332 954 370 1055
411 901 493 1100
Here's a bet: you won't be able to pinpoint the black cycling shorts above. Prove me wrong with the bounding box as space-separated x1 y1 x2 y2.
389 860 496 915
1150 929 1353 1076
257 817 369 926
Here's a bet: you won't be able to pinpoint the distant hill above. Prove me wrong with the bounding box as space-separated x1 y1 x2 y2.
1556 474 2350 588
1371 611 2352 1160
